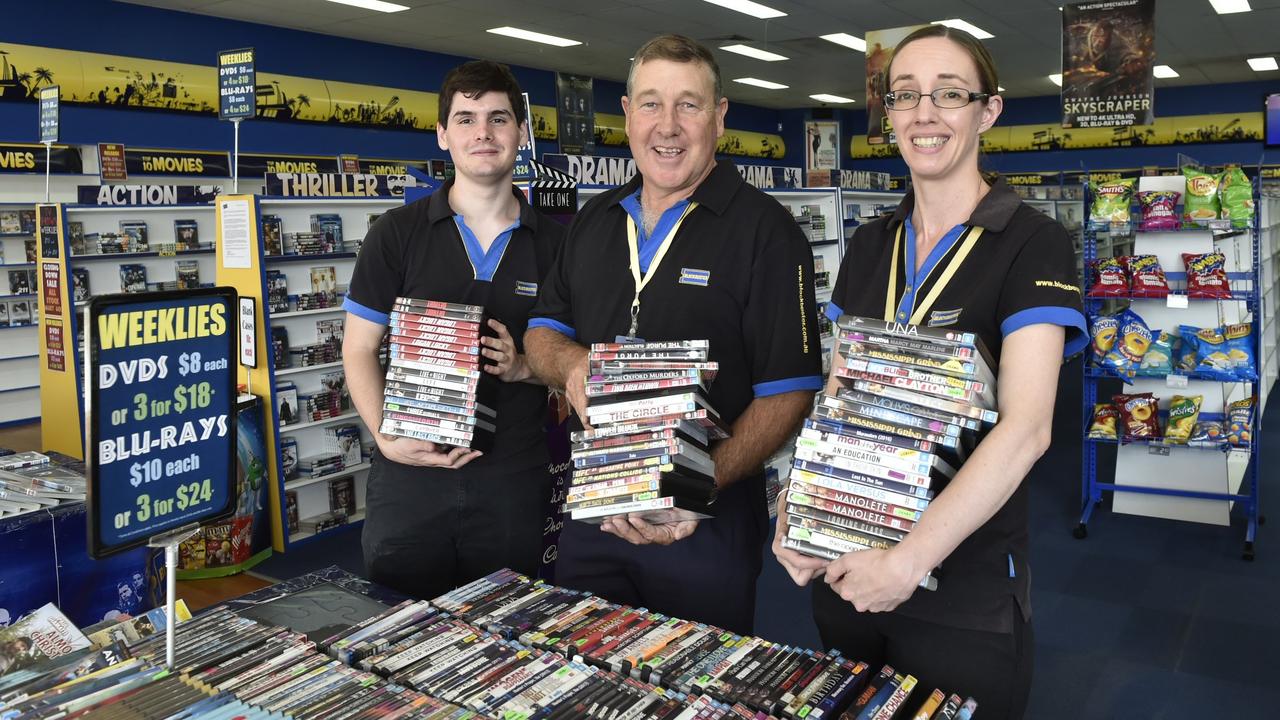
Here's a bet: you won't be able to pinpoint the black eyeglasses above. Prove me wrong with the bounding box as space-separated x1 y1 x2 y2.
884 87 990 111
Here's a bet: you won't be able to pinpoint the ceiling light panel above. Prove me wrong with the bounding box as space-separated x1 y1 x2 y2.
720 44 788 62
1209 0 1252 14
1153 65 1179 78
323 0 409 11
700 0 786 19
809 93 855 103
930 19 994 39
819 33 867 52
1248 56 1278 71
733 77 789 89
486 26 581 47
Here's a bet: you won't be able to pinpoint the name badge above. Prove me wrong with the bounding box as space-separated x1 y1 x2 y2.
515 280 538 297
927 308 962 327
678 268 710 287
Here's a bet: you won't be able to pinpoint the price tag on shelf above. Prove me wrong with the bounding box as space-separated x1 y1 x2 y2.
1166 374 1190 389
1166 294 1189 309
1148 445 1170 456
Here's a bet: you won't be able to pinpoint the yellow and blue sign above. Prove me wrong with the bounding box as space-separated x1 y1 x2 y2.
86 288 238 558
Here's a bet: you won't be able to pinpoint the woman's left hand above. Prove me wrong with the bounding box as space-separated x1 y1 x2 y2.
482 319 532 383
824 546 921 613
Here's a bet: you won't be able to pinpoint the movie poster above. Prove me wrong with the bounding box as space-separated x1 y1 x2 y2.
1061 0 1155 128
864 25 928 146
805 120 839 171
556 73 595 155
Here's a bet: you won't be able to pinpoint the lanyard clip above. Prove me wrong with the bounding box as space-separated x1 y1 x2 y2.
628 300 640 338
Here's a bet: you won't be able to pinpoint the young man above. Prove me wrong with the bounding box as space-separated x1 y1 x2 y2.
343 60 563 601
524 35 822 634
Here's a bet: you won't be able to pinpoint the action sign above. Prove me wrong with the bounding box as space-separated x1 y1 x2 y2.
38 85 59 143
217 47 255 120
86 288 238 558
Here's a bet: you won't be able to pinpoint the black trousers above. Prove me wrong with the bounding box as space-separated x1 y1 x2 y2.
553 477 769 635
362 453 553 602
812 581 1033 720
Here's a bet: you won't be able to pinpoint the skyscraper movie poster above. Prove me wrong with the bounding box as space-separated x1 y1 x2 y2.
1061 0 1155 128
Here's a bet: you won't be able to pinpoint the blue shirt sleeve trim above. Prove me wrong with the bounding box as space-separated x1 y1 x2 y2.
342 297 389 326
753 376 823 398
1001 306 1089 358
528 317 576 341
824 302 844 323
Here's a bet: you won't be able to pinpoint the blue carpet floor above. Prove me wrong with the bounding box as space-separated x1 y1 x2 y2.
254 357 1278 718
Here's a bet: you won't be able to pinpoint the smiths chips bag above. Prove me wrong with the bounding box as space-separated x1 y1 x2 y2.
1102 309 1152 381
1182 167 1221 224
1114 393 1159 441
1122 255 1170 298
1136 330 1175 377
1177 325 1200 373
1189 326 1236 381
1136 190 1181 232
1087 403 1120 440
1088 257 1128 297
1182 252 1232 299
1226 397 1255 447
1187 420 1226 449
1090 314 1120 363
1224 323 1257 381
1218 166 1255 229
1163 394 1202 445
1090 177 1135 223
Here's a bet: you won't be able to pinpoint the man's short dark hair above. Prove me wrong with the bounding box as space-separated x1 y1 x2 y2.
438 60 526 129
627 34 722 101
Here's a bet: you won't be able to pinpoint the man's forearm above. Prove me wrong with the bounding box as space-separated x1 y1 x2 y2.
345 348 388 437
525 327 588 390
711 390 814 488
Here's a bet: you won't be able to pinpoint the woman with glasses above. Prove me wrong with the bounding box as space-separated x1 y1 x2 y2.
773 26 1086 719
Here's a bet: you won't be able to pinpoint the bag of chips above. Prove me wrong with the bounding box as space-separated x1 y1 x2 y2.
1177 325 1200 373
1182 167 1221 224
1114 393 1160 441
1136 190 1181 232
1226 397 1255 447
1088 257 1129 297
1101 308 1152 380
1136 330 1175 377
1090 314 1120 363
1122 254 1170 297
1163 394 1202 445
1090 177 1136 223
1087 403 1120 440
1187 420 1225 449
1182 252 1232 299
1223 322 1257 381
1218 166 1254 229
1188 326 1236 381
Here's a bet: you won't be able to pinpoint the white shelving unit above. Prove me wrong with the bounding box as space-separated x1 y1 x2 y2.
0 203 38 426
1259 192 1280 409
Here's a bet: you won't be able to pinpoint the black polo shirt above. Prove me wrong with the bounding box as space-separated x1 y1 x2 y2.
529 159 824 434
826 177 1086 633
344 178 564 470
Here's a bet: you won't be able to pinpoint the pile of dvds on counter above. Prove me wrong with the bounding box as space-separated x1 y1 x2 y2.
567 340 730 525
781 316 998 590
380 298 497 451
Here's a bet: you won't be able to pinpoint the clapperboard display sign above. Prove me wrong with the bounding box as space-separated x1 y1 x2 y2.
530 159 577 214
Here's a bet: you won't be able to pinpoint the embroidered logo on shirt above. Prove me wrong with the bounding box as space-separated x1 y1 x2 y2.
515 280 538 297
927 308 962 327
678 268 710 287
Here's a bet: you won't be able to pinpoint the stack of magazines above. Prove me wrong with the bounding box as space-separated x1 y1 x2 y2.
379 297 497 451
781 316 999 591
566 340 728 525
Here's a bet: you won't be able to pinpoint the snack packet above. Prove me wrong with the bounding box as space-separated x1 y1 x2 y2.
1135 330 1175 377
1218 166 1254 229
1163 394 1203 444
1114 393 1159 441
1087 403 1119 440
1090 177 1136 223
1177 325 1200 373
1190 326 1237 381
1122 254 1170 297
1223 322 1257 381
1090 314 1120 363
1226 397 1254 447
1182 252 1232 299
1187 420 1225 449
1101 308 1152 380
1136 190 1181 232
1088 257 1129 297
1182 167 1221 224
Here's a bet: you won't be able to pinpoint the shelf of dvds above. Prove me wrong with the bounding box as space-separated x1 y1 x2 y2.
284 462 373 492
0 202 39 426
274 359 345 376
1077 170 1262 559
272 306 346 319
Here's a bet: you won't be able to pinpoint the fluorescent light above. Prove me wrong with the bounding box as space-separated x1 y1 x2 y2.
1209 0 1252 13
1049 73 1062 86
733 77 789 90
1153 65 1179 78
1248 56 1278 71
809 93 855 103
323 0 409 11
486 26 581 47
820 33 867 53
931 19 994 39
700 0 786 19
720 44 788 62
998 86 1005 92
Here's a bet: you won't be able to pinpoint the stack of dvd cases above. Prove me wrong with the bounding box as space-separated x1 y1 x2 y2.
566 340 730 525
379 297 497 451
781 316 998 590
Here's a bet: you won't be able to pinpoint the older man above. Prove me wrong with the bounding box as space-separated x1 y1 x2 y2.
525 34 821 633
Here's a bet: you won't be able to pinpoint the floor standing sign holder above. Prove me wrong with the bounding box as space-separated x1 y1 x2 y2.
147 523 200 668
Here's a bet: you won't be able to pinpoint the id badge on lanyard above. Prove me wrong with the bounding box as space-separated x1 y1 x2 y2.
620 201 698 342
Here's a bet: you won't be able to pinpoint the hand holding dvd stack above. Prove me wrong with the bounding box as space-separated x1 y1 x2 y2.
566 340 729 525
379 297 498 451
780 316 1000 592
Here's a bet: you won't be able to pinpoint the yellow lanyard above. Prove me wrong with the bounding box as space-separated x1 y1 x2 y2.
624 201 698 337
883 223 985 324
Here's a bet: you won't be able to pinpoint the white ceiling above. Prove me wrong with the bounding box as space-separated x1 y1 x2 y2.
120 0 1280 109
